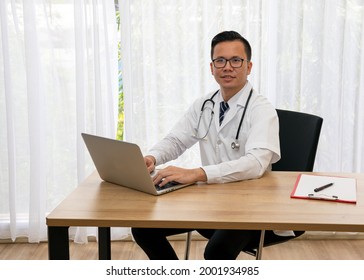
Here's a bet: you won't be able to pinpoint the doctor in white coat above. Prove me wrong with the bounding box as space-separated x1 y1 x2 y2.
132 31 282 260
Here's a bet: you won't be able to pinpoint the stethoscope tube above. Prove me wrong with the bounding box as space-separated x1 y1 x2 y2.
193 90 219 140
231 88 253 149
199 90 218 111
195 88 253 150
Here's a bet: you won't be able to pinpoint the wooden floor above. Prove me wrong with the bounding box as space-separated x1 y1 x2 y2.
1 239 364 260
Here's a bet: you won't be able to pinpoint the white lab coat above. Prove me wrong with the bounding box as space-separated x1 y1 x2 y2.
149 81 280 184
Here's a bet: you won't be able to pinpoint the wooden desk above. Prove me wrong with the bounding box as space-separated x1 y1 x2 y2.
46 171 364 259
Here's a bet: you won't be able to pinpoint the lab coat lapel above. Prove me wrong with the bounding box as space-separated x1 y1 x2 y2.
219 103 238 130
219 90 250 130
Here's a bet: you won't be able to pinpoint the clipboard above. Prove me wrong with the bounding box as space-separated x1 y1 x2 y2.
291 174 357 204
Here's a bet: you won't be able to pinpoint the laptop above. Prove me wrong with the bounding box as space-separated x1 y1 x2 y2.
81 133 193 195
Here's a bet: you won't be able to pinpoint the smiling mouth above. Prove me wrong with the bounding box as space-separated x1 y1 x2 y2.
221 75 235 79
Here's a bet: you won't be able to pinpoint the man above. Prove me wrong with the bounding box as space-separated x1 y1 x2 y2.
132 31 281 260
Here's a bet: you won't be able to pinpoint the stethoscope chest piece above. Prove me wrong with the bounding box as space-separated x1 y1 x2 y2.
231 141 240 150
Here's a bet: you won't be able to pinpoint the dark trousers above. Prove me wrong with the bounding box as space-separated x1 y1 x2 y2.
131 227 261 260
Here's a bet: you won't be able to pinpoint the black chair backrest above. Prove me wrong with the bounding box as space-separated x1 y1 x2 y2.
272 109 323 172
243 109 323 256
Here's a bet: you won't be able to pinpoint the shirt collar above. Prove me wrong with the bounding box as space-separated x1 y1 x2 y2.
217 81 253 109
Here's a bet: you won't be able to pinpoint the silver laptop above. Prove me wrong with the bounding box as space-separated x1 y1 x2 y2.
81 133 193 195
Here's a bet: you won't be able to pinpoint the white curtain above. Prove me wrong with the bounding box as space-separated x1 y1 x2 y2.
120 0 364 174
0 0 123 243
2 0 364 245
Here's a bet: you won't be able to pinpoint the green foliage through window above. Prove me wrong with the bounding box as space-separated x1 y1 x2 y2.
116 8 124 140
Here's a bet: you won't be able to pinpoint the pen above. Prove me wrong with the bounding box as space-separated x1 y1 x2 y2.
314 182 334 192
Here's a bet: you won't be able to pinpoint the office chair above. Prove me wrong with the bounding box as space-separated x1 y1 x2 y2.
184 109 323 260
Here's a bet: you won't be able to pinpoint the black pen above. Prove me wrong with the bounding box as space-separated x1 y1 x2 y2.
314 182 334 192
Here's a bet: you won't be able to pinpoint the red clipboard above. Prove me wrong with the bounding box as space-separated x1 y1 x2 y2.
291 174 357 204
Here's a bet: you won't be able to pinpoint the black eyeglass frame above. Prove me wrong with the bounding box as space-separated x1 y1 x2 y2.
212 57 247 68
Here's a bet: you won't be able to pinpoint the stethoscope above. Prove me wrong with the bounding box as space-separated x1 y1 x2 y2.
193 88 253 150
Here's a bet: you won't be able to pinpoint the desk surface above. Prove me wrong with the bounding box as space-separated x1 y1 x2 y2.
46 171 364 232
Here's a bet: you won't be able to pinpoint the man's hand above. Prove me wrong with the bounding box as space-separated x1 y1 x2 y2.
144 155 156 173
152 166 207 187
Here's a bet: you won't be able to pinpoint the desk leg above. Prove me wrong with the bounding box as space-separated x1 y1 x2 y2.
255 230 265 260
98 227 111 260
48 226 70 260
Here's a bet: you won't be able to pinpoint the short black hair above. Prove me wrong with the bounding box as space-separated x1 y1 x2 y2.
211 31 252 61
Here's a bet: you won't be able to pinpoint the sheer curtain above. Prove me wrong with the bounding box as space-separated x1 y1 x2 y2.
0 0 124 243
120 0 364 173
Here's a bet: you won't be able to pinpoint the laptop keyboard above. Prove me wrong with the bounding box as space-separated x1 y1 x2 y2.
155 181 180 191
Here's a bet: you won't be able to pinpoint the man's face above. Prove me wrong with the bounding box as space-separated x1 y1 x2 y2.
210 40 252 99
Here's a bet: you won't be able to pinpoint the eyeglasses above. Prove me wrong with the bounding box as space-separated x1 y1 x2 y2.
212 57 246 68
